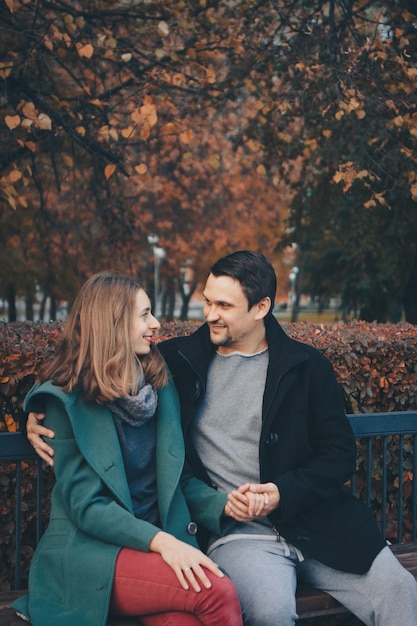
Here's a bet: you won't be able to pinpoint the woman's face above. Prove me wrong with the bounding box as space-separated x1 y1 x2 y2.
130 289 160 355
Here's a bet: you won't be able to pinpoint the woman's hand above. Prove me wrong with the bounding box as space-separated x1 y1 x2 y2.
149 531 224 592
224 482 280 521
27 412 55 466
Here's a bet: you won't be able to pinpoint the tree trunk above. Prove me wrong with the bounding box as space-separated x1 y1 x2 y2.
7 283 17 322
180 292 192 320
49 296 57 321
161 277 176 321
39 292 47 321
179 273 198 321
25 294 34 321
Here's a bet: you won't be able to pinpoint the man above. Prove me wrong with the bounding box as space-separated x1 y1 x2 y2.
27 251 417 625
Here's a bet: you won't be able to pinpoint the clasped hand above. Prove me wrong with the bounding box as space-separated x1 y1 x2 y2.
224 482 280 521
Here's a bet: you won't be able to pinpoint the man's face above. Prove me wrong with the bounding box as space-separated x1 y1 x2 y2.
202 273 268 354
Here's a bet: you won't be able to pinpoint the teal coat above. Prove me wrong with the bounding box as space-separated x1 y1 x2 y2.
13 379 229 626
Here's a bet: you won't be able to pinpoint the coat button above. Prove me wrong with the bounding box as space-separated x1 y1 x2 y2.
266 432 279 446
187 521 198 535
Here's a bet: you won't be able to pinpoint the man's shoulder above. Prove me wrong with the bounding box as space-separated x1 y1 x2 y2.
266 318 334 371
286 335 336 371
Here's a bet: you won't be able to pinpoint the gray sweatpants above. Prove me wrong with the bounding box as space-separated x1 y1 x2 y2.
208 539 417 625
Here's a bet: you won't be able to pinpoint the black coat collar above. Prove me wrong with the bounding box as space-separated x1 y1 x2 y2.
163 315 310 377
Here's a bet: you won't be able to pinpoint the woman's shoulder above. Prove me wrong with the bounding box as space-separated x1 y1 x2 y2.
24 380 78 412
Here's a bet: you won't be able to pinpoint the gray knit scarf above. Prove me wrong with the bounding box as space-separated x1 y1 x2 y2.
109 382 158 427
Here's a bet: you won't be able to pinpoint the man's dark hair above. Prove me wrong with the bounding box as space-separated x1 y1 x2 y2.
210 250 277 313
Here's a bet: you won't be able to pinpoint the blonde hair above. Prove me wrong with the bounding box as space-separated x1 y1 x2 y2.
41 272 167 403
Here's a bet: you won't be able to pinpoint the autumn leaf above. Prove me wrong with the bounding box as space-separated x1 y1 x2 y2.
0 62 12 79
109 127 118 141
246 138 261 152
97 125 110 141
90 99 104 109
5 115 20 130
77 43 94 58
163 122 177 135
21 102 37 120
206 68 216 84
179 129 194 145
158 21 169 36
374 192 390 208
37 113 52 130
4 0 16 13
355 109 366 119
140 126 151 141
140 102 157 128
276 132 292 144
43 36 53 52
121 126 134 138
104 164 116 179
134 164 148 175
9 170 22 183
5 413 17 432
209 154 220 169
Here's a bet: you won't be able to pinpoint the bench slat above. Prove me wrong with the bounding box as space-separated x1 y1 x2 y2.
2 543 416 623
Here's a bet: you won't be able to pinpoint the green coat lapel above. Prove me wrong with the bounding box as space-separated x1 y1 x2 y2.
155 378 185 526
70 395 133 512
27 382 133 512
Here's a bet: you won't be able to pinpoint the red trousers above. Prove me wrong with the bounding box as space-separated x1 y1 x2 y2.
110 548 243 626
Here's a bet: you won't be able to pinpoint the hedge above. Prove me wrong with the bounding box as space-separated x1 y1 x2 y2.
1 319 417 590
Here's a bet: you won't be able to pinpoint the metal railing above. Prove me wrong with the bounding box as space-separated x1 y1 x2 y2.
0 433 44 589
348 411 417 543
1 411 417 590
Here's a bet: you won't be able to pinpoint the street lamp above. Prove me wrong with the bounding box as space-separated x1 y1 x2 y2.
288 266 299 303
289 266 300 322
147 233 166 316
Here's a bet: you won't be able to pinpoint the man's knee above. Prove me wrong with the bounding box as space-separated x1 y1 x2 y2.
387 564 417 599
240 593 297 626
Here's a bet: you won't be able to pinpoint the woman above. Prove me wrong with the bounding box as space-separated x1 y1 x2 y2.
13 272 242 626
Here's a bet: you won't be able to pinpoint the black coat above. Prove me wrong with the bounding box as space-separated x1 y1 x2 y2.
159 315 385 574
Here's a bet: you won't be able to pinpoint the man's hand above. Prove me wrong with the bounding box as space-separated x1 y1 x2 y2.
27 412 55 466
224 482 280 521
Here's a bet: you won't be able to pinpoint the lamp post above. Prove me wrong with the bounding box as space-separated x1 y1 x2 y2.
289 266 300 322
147 233 166 316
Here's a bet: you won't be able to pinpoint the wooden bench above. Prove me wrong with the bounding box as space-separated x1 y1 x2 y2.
1 411 417 624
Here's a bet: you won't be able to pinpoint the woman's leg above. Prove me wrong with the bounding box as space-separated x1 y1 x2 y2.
110 548 242 626
141 611 201 625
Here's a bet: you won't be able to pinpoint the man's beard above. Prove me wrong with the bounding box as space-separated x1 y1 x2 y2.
209 325 232 346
